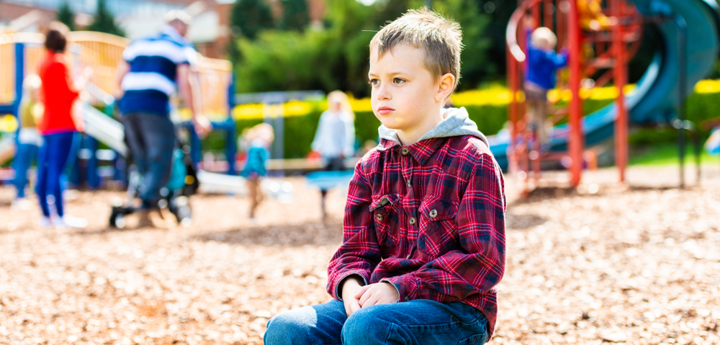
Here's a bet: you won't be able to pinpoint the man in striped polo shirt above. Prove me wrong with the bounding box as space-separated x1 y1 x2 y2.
116 10 212 227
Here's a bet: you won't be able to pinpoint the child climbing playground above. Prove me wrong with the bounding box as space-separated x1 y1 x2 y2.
524 16 569 148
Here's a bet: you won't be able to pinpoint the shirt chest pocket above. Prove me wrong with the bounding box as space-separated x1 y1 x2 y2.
369 194 401 249
417 198 459 259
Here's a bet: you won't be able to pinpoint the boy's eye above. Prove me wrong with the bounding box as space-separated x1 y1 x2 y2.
369 79 379 86
393 78 405 84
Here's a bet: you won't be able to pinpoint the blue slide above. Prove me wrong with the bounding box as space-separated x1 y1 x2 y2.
491 0 720 170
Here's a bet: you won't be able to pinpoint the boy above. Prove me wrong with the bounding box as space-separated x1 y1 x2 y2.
264 9 506 345
524 22 569 147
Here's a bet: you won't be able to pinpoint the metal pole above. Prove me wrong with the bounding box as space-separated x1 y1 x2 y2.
425 0 432 10
612 0 628 183
675 15 687 188
508 46 519 176
568 0 584 187
13 42 24 133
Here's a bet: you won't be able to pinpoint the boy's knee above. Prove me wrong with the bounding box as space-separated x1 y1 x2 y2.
342 308 393 343
263 310 315 345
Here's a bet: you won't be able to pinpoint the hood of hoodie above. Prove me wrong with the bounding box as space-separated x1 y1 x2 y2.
378 107 489 147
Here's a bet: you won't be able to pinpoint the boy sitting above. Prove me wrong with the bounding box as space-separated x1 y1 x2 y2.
264 9 506 345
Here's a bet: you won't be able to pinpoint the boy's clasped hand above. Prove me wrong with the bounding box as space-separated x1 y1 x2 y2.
341 277 399 316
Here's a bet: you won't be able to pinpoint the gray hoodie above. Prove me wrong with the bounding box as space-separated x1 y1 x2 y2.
377 107 489 147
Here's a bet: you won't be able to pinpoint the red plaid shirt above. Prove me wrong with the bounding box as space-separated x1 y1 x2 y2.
327 135 506 336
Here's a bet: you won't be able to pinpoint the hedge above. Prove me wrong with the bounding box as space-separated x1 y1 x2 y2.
217 97 617 159
216 83 720 159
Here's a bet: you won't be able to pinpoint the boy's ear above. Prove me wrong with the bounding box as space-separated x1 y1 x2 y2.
435 73 455 102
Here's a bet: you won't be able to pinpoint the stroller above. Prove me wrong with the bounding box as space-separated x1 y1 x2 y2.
109 142 198 228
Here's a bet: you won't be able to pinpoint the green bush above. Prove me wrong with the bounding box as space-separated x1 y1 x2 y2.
202 90 720 159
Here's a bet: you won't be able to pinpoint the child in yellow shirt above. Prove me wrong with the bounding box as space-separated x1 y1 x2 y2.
12 75 43 210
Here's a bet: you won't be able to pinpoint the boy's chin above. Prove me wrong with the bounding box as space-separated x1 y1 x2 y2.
378 121 401 130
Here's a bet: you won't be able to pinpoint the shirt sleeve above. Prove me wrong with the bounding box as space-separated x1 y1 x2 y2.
382 153 506 302
547 49 569 69
326 161 382 301
183 46 198 66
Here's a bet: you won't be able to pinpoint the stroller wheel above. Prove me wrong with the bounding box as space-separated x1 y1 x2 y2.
114 215 126 229
175 204 192 226
109 206 131 229
168 196 192 226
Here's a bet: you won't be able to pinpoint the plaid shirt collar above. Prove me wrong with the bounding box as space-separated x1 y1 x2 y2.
376 138 447 166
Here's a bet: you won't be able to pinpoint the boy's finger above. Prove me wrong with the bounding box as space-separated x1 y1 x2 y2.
358 290 370 306
362 294 380 307
349 299 362 314
354 285 371 299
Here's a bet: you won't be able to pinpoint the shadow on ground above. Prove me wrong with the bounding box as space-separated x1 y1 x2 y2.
507 213 548 230
509 187 580 206
194 219 344 247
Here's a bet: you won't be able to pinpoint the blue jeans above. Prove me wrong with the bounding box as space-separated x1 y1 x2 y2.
37 131 76 217
264 299 489 345
13 142 40 198
122 112 176 209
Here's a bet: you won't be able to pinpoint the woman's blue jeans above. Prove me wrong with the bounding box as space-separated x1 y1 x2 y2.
264 299 489 345
36 131 75 217
13 142 40 198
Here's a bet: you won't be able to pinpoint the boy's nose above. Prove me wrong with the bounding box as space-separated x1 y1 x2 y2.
376 85 391 100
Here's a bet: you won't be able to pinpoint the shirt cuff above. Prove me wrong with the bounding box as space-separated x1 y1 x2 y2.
334 272 368 302
381 274 418 302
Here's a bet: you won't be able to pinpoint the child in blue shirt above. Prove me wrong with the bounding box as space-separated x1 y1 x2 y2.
525 23 569 146
240 123 274 219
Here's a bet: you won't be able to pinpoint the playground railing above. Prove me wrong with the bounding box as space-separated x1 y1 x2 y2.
0 31 232 119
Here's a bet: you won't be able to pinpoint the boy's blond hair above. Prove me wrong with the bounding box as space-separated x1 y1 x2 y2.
327 90 355 120
247 123 275 143
370 8 463 90
531 27 557 49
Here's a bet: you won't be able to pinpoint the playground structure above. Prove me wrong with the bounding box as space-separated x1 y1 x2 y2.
498 0 720 193
0 30 243 191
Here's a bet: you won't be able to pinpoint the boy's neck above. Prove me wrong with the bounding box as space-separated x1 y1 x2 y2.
396 107 445 145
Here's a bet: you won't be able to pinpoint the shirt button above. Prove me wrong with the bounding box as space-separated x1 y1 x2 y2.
375 213 383 221
401 147 409 155
406 180 411 187
409 217 416 225
429 209 438 218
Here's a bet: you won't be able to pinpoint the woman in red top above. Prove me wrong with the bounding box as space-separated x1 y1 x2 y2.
36 22 88 228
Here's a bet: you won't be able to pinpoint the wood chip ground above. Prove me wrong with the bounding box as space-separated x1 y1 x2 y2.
1 165 719 345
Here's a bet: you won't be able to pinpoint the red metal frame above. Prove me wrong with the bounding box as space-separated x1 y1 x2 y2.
506 0 641 192
568 0 584 186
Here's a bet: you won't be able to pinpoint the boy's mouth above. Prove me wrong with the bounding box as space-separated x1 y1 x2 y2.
377 106 394 115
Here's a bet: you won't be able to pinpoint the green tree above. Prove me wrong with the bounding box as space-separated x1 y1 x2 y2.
279 0 310 31
86 0 125 37
56 1 76 31
230 0 274 40
472 0 521 81
229 0 275 61
232 0 492 96
430 0 492 90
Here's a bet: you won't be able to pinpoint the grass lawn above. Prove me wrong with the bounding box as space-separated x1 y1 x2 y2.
629 142 720 166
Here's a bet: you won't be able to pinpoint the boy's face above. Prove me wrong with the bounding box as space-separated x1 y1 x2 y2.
369 44 446 143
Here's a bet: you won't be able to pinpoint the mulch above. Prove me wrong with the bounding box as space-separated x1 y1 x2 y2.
1 164 719 345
